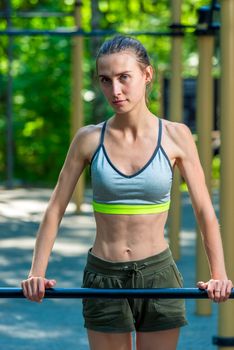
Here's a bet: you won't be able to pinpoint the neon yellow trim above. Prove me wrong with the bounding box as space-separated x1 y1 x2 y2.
92 201 170 215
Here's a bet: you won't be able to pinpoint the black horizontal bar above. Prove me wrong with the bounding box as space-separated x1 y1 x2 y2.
213 336 234 346
0 288 234 299
0 28 191 37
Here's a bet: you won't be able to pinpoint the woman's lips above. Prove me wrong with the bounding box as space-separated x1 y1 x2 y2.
112 100 127 105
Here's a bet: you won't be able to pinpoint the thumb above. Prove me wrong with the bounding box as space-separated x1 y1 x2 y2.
44 279 56 289
197 281 208 289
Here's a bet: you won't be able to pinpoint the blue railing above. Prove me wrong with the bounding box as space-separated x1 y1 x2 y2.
1 287 234 346
0 287 234 299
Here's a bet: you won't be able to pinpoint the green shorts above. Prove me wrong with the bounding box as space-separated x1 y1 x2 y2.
82 247 188 333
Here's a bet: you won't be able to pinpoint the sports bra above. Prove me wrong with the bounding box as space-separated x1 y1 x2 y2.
90 118 173 215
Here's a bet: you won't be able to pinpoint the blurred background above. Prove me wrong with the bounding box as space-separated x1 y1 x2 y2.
1 1 234 349
0 0 220 189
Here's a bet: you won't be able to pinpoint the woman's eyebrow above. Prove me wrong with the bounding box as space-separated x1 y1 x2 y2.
98 70 132 78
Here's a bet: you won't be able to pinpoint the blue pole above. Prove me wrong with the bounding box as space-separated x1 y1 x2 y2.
0 288 233 299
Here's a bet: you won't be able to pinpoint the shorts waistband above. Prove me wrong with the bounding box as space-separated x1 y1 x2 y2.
86 247 173 277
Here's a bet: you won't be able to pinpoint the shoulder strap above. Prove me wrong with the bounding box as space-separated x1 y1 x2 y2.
100 121 107 145
157 118 162 146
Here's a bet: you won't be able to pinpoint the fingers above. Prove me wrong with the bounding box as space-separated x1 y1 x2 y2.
21 277 56 303
223 280 234 301
197 279 233 303
38 278 45 302
197 281 208 289
208 280 221 301
21 277 44 302
44 279 56 289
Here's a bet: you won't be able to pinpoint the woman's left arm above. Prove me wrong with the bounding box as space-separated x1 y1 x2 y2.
174 123 233 302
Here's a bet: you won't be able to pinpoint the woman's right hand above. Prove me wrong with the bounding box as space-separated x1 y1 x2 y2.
21 277 56 303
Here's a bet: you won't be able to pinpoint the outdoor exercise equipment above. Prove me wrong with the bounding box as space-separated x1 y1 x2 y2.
1 1 234 348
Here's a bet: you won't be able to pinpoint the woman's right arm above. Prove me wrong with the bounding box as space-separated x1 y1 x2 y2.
21 125 98 302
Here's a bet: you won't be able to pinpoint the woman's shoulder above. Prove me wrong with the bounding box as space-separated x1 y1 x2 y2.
72 122 105 161
160 118 196 161
161 118 193 144
75 122 104 141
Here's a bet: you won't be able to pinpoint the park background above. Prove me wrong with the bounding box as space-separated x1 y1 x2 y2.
0 0 220 187
1 0 234 349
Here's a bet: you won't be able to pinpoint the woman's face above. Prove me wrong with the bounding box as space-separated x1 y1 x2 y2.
97 51 152 113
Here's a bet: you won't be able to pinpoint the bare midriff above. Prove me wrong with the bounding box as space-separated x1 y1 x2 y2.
91 211 169 262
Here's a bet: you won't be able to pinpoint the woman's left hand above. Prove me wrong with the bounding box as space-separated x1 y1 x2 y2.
197 279 233 302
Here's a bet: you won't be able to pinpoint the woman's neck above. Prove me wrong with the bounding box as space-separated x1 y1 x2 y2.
112 104 154 131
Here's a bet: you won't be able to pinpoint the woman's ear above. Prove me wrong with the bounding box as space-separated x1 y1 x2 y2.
145 65 154 84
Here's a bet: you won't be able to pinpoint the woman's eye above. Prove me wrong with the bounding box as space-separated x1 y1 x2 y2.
101 78 107 83
120 74 129 81
100 77 110 84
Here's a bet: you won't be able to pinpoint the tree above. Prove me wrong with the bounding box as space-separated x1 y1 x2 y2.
0 0 209 185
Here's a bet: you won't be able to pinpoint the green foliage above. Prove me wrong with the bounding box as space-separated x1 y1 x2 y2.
212 155 220 183
0 0 213 186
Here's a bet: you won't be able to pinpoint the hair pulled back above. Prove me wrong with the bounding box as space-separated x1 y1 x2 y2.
96 35 152 72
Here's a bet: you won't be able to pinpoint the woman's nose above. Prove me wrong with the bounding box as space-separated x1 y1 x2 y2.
112 81 121 96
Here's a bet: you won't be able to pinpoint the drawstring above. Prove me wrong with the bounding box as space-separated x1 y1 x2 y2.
123 263 148 288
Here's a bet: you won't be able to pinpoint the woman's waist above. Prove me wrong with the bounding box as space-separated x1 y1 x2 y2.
91 234 168 262
94 210 168 230
85 245 173 277
93 212 168 261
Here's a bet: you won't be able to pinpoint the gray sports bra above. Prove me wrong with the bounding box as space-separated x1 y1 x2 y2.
90 118 173 215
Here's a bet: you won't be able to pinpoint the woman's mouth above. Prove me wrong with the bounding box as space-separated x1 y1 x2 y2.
112 100 127 105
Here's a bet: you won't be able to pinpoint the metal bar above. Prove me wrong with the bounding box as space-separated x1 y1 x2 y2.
70 0 85 212
219 0 234 345
213 336 234 346
208 0 216 29
196 32 214 316
5 0 14 189
168 0 183 261
0 29 203 37
0 288 234 299
0 11 74 18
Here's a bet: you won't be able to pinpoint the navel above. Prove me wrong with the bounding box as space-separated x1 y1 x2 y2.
125 248 132 254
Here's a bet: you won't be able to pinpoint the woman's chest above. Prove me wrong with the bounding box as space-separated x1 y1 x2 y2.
104 139 157 176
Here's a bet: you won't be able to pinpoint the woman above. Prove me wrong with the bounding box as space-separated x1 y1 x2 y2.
22 35 233 350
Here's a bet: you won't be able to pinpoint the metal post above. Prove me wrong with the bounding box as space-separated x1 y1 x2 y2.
70 0 84 212
218 1 234 349
158 69 165 118
168 0 183 260
195 28 214 315
5 0 14 188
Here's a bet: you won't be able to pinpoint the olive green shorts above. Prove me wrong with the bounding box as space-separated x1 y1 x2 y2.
82 247 188 333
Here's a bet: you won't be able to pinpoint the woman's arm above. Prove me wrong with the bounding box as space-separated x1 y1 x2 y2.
173 123 233 302
21 125 98 302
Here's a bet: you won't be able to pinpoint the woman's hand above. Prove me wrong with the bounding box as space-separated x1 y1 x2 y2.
21 277 56 303
197 279 233 302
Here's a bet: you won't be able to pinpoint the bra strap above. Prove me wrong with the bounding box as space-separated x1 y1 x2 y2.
157 118 162 147
100 121 107 145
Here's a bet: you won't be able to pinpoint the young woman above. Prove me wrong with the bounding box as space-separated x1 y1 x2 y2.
21 35 233 350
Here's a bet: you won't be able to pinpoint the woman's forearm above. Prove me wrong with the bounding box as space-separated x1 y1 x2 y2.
198 212 227 279
29 208 62 277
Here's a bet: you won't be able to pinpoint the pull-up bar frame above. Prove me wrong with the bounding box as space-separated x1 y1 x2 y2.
0 287 234 299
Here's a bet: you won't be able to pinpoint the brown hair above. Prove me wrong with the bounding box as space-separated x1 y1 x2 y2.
96 35 154 103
